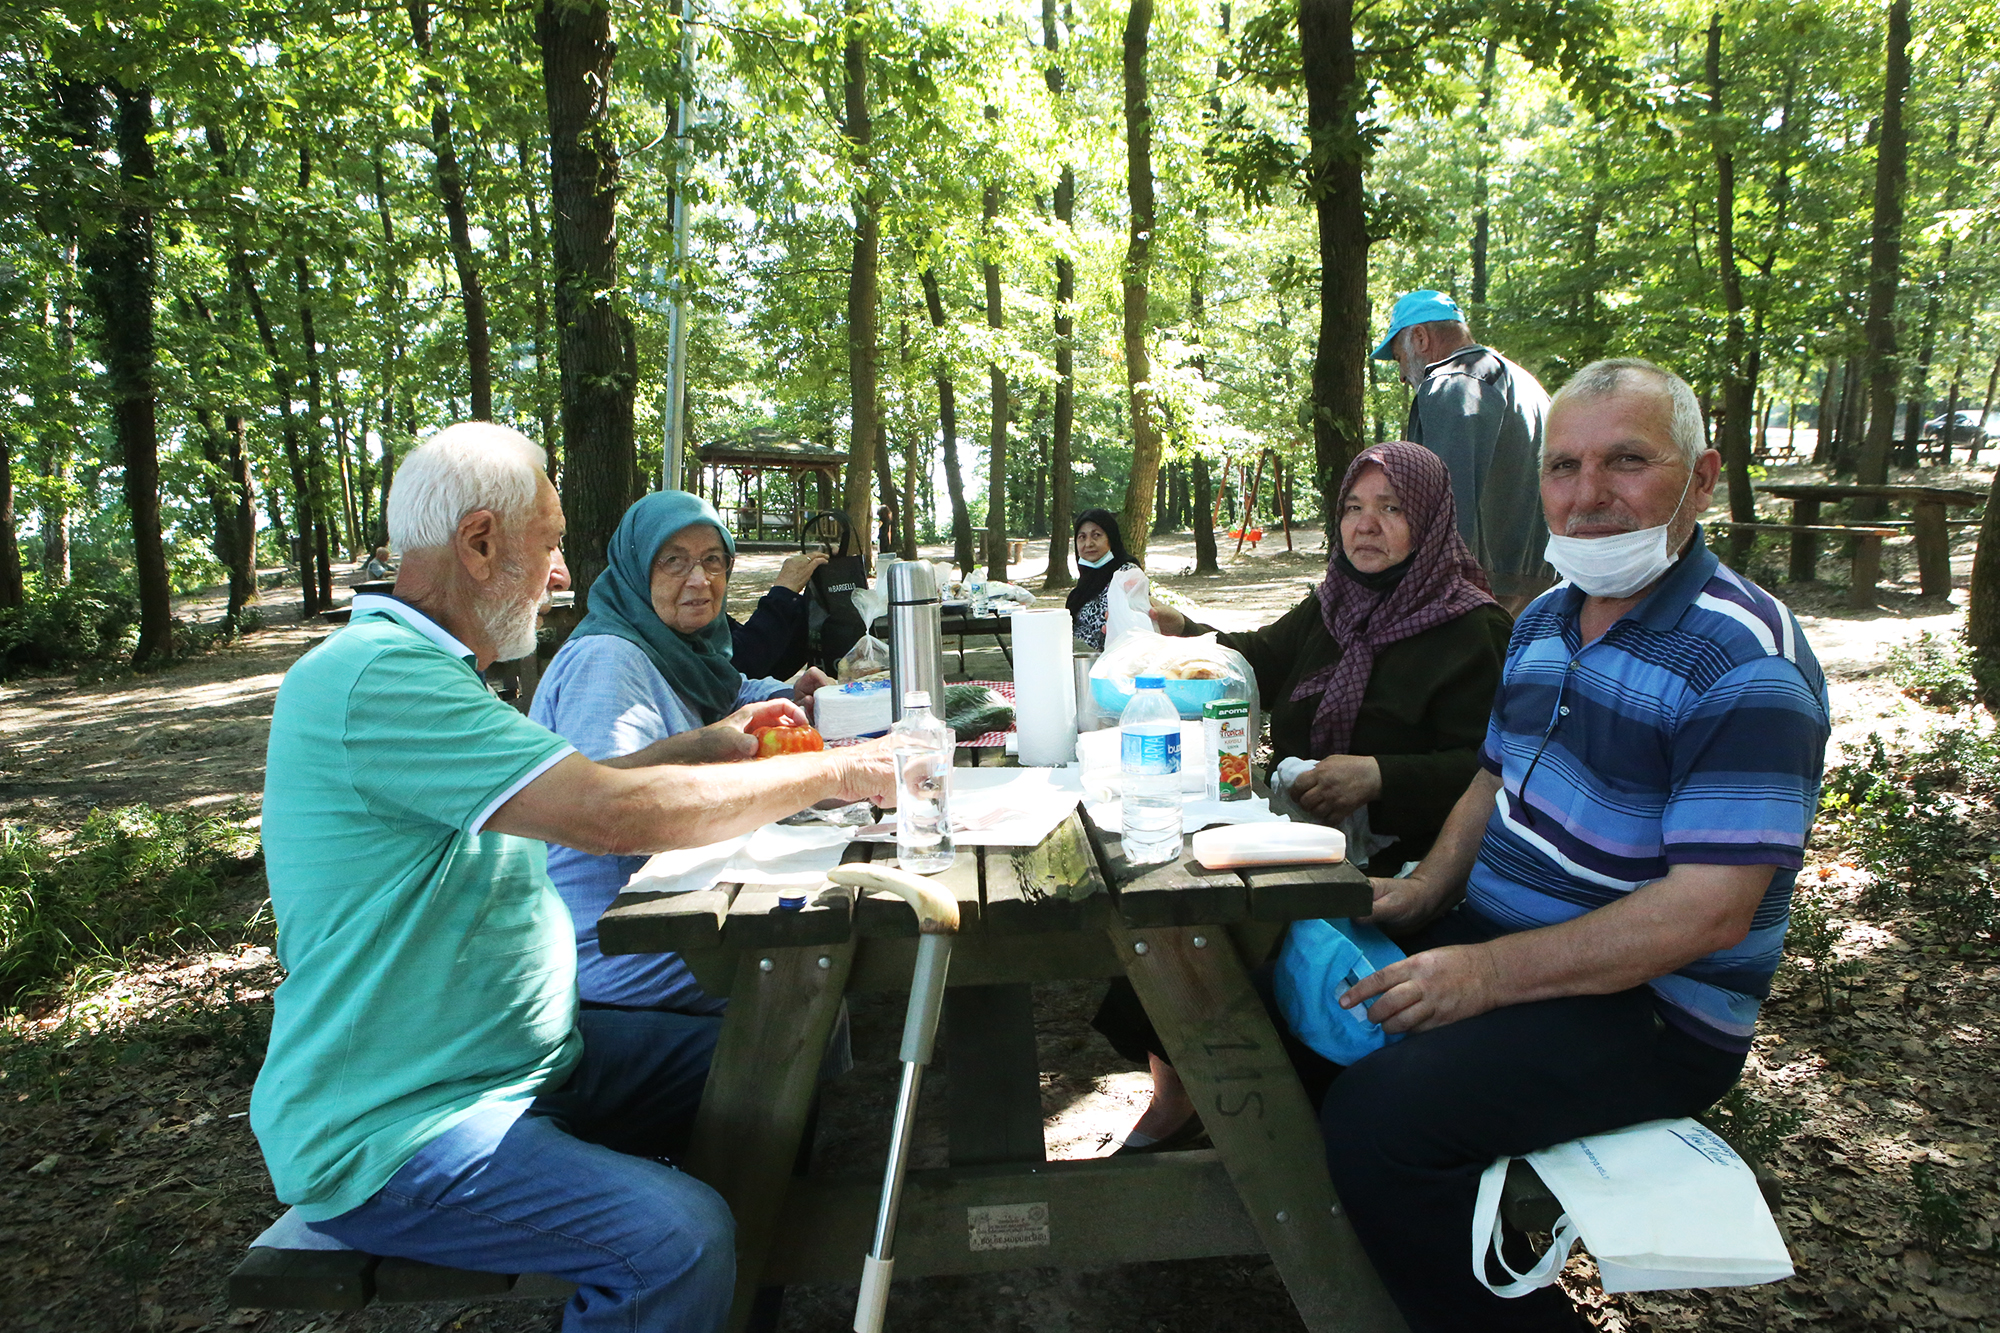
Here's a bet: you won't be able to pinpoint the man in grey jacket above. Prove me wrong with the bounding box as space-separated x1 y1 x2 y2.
1376 290 1552 610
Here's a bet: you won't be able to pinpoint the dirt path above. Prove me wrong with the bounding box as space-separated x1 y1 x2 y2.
2 512 1993 1333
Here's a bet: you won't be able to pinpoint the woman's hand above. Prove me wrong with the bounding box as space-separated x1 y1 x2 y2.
775 551 828 594
1289 754 1382 824
1148 600 1187 636
791 666 834 719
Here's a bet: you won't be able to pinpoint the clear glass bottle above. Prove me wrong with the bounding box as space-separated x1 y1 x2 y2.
1120 675 1183 865
891 690 956 872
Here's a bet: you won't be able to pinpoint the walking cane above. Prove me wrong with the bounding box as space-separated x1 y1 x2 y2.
828 863 961 1333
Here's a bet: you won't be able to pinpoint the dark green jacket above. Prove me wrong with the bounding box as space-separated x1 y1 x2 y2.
1188 594 1512 867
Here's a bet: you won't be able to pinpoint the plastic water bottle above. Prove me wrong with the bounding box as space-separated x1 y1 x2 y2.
891 690 956 872
1120 675 1183 865
967 573 989 618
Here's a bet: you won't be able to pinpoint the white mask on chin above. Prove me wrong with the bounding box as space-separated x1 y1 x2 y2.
1077 551 1116 569
1544 467 1696 599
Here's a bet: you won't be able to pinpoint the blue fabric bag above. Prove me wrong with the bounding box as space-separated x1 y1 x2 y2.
1274 917 1407 1066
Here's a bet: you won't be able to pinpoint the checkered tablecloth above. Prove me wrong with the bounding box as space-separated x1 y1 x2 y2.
825 680 1016 748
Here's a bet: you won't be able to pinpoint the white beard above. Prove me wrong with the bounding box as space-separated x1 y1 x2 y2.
479 564 544 662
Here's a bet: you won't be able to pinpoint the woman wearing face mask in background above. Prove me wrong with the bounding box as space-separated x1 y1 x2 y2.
1066 509 1140 651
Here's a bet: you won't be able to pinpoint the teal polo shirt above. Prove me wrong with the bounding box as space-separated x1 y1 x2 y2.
252 595 582 1221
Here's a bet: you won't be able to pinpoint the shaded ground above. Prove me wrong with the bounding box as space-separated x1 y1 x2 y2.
3 465 1997 1331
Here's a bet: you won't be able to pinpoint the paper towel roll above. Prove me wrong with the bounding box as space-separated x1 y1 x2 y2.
1011 608 1077 766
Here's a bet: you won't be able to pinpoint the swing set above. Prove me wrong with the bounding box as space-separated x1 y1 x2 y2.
1210 447 1295 556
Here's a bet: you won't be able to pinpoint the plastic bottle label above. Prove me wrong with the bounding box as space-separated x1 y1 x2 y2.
1121 729 1181 775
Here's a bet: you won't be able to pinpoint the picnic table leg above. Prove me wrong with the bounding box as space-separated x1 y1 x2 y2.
1849 533 1882 609
1788 498 1820 583
1913 501 1951 598
683 942 856 1333
1111 921 1407 1333
944 983 1047 1166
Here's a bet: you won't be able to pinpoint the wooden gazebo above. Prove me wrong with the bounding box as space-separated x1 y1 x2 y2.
691 429 847 543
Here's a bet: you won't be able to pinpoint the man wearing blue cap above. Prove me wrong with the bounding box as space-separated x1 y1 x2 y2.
1376 290 1552 610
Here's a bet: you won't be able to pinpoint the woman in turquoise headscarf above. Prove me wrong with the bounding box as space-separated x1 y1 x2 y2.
530 491 833 1010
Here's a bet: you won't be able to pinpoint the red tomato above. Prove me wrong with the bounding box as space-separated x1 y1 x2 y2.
752 723 825 758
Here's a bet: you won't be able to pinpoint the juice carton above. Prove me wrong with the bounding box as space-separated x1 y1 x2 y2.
1203 699 1251 801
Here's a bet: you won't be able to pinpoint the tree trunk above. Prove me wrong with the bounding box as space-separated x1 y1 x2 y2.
1706 16 1756 568
1852 0 1912 513
1979 346 2000 463
1118 0 1166 564
1043 0 1076 591
1967 460 2000 658
920 268 976 571
36 249 77 587
410 1 494 419
900 430 918 558
183 289 261 622
539 0 638 610
1192 453 1219 572
1299 0 1368 527
0 431 22 609
295 147 333 605
983 103 1010 582
838 18 881 560
209 122 318 613
66 80 171 664
372 148 404 540
1469 38 1498 318
519 139 560 473
225 413 258 615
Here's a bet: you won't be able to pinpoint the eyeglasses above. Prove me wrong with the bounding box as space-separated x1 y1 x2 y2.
656 552 732 579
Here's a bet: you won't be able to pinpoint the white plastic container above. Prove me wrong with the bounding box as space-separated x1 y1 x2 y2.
890 690 956 872
1119 675 1183 865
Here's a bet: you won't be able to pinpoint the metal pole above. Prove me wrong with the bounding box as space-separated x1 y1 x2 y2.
662 0 694 491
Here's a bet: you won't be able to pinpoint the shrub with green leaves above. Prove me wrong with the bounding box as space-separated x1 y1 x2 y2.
1887 631 1980 710
0 806 261 1010
0 579 137 677
1908 1159 1974 1252
1701 1084 1803 1167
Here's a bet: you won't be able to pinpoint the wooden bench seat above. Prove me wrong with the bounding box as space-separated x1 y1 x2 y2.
1707 520 1908 607
228 1209 574 1312
1705 521 1900 538
228 1165 1592 1314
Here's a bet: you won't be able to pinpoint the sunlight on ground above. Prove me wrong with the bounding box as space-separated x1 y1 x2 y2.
1043 1069 1152 1160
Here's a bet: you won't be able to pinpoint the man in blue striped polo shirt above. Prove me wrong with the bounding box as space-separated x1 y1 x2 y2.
1326 360 1829 1332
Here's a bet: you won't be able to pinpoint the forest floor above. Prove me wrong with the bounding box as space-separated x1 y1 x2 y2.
2 460 1998 1332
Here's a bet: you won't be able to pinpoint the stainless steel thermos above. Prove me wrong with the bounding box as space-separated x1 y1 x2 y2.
885 560 945 722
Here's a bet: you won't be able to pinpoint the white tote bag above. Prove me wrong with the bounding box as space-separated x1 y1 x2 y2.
1472 1118 1793 1296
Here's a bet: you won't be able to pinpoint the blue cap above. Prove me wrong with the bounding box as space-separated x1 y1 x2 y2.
1134 675 1167 690
1372 289 1468 360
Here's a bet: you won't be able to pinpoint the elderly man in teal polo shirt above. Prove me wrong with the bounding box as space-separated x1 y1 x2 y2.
252 422 895 1333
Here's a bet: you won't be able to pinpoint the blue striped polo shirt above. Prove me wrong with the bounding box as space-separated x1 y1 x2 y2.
1466 528 1829 1052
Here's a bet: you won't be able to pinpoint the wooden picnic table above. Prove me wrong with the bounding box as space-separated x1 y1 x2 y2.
1754 482 1984 603
872 604 1017 670
596 775 1404 1333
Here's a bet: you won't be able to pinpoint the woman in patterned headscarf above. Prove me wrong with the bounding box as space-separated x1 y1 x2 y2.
1099 443 1513 1153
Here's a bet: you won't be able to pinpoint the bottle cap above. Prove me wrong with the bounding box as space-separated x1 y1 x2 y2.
777 893 806 912
1133 675 1167 690
903 690 931 709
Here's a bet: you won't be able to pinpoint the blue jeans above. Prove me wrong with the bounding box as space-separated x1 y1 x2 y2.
310 1008 733 1333
1318 908 1743 1333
